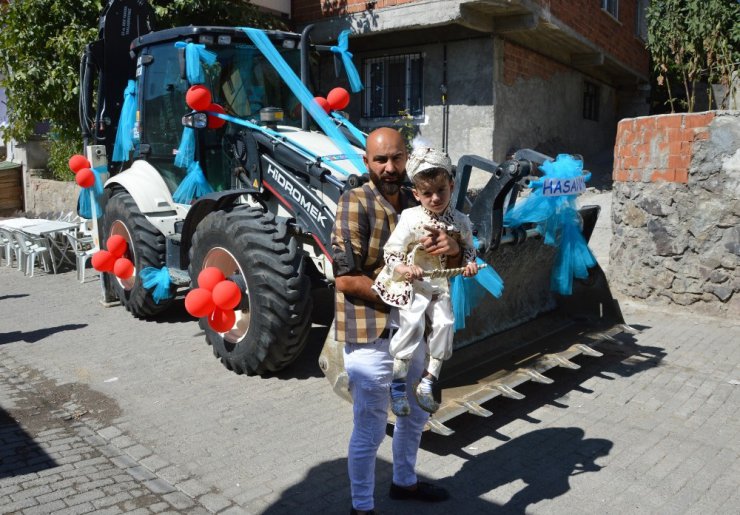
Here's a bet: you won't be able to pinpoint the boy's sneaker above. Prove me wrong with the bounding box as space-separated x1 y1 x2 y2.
390 381 410 417
414 377 439 414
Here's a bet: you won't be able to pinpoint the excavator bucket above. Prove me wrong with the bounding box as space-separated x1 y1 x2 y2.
318 151 635 435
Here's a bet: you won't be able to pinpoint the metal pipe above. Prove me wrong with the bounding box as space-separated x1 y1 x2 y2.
300 24 314 131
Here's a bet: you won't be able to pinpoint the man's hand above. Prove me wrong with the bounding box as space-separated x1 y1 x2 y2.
420 225 461 257
395 264 424 281
463 261 479 277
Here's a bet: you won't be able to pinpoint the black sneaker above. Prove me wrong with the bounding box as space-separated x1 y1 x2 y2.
389 481 449 502
349 509 375 514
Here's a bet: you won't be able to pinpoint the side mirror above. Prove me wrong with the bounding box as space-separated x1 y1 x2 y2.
182 112 208 129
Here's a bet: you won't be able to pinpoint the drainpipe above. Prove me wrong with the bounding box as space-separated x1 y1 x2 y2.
441 44 449 153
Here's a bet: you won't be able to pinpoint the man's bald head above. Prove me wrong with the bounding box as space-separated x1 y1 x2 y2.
363 128 408 197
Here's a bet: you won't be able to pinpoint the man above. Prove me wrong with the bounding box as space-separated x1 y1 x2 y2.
332 128 461 514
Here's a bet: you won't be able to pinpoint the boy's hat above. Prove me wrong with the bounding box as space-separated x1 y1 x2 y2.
406 147 452 181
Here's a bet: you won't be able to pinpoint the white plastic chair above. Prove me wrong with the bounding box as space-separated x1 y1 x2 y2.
0 228 20 267
65 231 96 283
12 231 52 277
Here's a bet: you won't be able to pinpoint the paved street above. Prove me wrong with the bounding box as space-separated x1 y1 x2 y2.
1 196 738 513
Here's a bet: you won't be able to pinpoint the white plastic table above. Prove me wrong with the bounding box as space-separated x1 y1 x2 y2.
0 218 40 230
22 220 79 272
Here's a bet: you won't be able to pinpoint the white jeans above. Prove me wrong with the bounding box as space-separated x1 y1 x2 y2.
344 336 429 511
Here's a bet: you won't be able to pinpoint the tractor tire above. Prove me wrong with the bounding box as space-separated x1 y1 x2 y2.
103 191 173 318
188 206 313 375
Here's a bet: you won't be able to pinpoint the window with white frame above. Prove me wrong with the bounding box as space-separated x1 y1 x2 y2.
601 0 618 19
363 53 423 118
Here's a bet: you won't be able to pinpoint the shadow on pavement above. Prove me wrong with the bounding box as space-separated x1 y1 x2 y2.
258 428 609 515
0 406 58 478
0 324 88 345
418 326 663 453
436 427 612 514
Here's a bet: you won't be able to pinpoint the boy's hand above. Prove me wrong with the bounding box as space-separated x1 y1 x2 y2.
463 261 479 277
396 264 424 281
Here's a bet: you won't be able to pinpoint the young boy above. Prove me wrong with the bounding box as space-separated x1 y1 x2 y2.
373 147 478 416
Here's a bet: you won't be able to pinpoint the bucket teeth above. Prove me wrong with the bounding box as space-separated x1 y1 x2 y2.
546 354 581 370
619 324 640 334
574 343 603 357
490 384 526 400
427 418 455 436
456 400 493 417
588 332 620 344
519 368 554 384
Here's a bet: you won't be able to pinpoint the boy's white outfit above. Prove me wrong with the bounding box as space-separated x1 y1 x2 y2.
372 204 476 377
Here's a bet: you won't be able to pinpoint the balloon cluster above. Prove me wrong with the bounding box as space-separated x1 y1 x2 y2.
313 87 350 114
92 235 134 280
68 154 96 188
185 85 226 129
184 267 242 333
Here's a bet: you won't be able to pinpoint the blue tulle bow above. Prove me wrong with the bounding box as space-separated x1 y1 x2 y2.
174 41 217 84
77 166 106 219
174 126 196 169
172 161 214 204
330 30 364 93
450 257 504 331
139 266 173 304
504 154 596 295
112 80 138 162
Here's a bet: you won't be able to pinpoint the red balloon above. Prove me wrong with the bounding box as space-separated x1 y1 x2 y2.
106 235 128 258
68 154 90 173
314 96 331 114
208 308 236 333
327 87 350 111
185 288 216 318
212 280 242 311
185 85 212 111
75 168 95 188
113 257 134 279
92 250 115 272
207 103 226 129
198 267 226 291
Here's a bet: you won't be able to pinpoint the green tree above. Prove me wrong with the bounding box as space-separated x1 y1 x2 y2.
0 0 284 179
646 0 740 112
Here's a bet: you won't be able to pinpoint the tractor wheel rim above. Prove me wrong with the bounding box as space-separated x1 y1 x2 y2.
202 246 250 343
109 220 136 291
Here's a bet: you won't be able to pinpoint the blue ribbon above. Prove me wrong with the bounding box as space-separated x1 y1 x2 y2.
504 154 596 295
112 80 138 162
77 166 105 219
330 30 363 93
140 266 173 304
241 28 365 175
206 109 360 177
174 42 217 84
173 161 214 204
331 111 367 147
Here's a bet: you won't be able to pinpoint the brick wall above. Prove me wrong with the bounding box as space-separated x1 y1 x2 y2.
613 113 715 184
503 40 570 86
293 0 416 22
545 0 649 75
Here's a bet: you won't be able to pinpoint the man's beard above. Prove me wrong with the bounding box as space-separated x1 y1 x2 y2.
377 180 401 196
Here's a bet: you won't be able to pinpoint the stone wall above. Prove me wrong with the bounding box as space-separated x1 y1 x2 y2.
25 175 79 215
610 111 740 316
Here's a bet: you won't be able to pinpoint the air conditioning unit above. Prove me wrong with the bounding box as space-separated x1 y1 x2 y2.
250 0 290 17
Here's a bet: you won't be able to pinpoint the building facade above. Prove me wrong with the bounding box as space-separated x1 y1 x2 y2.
292 0 651 180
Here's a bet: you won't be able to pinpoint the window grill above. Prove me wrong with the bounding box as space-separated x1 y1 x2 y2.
583 81 600 121
362 53 423 118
